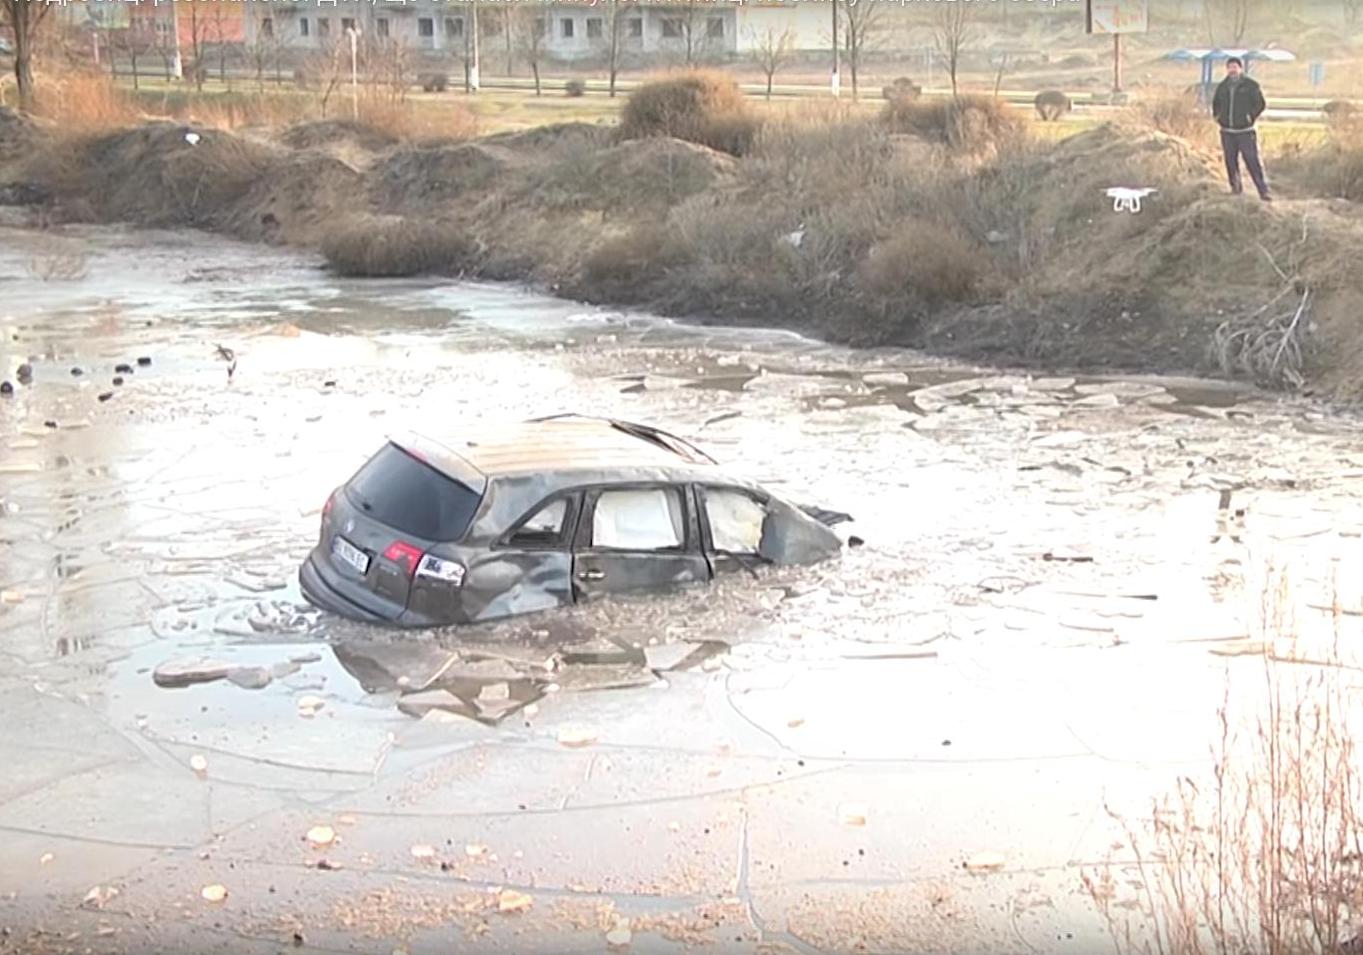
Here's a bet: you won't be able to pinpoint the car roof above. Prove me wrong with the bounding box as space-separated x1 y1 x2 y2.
392 415 718 485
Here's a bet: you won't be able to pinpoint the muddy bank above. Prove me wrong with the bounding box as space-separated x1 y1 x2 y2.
5 107 1363 397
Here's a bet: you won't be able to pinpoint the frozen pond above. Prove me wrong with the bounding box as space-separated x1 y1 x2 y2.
3 225 1363 953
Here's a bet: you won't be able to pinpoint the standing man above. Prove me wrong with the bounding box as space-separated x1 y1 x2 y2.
1212 56 1271 201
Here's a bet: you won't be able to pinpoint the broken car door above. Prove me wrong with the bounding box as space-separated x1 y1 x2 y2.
452 494 579 623
571 485 710 601
698 485 771 575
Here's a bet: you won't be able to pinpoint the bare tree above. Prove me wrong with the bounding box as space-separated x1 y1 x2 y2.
307 34 347 117
1203 0 1262 45
513 6 545 95
370 34 412 105
841 1 885 99
932 0 975 97
1 0 59 109
210 0 233 89
602 0 624 98
661 0 713 67
244 9 282 91
112 22 156 91
747 26 795 100
184 0 210 90
991 51 1010 99
1347 0 1363 25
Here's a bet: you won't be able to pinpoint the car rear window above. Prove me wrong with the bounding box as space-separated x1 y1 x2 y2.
345 443 482 542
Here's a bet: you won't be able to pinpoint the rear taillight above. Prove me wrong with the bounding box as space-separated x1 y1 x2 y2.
381 541 465 585
322 489 337 521
416 554 465 586
383 541 423 576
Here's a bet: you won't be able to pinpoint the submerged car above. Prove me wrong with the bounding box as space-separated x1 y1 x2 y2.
299 414 851 628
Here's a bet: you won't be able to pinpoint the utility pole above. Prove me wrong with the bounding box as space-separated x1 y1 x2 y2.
830 0 839 96
468 1 480 92
1113 31 1122 92
348 26 359 119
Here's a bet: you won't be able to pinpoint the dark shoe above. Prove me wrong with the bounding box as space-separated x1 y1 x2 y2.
1260 194 1273 202
1230 187 1244 196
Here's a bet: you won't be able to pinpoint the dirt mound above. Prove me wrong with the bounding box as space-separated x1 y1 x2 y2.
278 119 398 153
0 107 45 168
480 122 612 156
368 140 519 211
520 136 736 212
19 123 358 243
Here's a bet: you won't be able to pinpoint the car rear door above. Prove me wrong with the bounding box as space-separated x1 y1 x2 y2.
571 484 711 601
321 443 483 617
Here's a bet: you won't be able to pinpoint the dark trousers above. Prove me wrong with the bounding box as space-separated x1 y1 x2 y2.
1220 129 1270 198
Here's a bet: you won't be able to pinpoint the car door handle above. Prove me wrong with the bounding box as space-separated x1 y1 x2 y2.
577 569 605 581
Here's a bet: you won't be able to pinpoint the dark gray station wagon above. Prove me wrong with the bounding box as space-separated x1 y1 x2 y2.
299 415 849 628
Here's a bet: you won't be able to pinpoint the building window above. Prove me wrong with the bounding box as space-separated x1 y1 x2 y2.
417 17 434 38
375 17 389 37
535 17 547 36
660 17 682 38
260 16 273 37
299 17 310 37
627 16 642 38
341 17 355 33
706 16 724 38
317 17 330 37
586 17 602 39
560 17 574 39
444 16 463 38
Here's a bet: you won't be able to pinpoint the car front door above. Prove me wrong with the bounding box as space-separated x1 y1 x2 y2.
571 484 711 601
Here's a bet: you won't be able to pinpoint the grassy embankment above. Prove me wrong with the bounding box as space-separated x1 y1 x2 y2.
3 70 1363 396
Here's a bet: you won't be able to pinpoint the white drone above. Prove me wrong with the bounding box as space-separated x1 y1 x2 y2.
1105 187 1157 213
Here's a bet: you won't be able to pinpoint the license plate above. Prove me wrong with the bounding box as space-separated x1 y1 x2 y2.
331 536 370 575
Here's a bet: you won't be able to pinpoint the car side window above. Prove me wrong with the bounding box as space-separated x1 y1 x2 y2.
507 497 570 548
703 488 768 555
590 487 685 551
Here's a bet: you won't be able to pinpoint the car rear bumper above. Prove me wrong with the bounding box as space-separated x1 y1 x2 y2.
299 550 441 628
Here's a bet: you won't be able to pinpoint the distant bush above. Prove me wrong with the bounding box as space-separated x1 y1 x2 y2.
322 215 473 276
420 73 449 93
881 77 922 103
859 225 983 305
882 94 1026 154
1034 90 1072 121
565 78 586 97
619 70 761 156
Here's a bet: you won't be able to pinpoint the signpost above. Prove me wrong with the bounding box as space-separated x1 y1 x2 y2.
1086 0 1149 94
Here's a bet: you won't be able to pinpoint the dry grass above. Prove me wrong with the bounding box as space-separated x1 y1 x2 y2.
619 70 762 157
321 214 474 277
1128 91 1218 150
881 94 1028 156
25 234 89 281
1085 566 1363 955
30 71 139 133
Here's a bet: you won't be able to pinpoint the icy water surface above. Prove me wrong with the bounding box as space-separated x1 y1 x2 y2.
4 225 1363 954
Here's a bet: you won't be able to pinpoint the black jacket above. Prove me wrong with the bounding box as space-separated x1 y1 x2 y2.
1212 76 1266 132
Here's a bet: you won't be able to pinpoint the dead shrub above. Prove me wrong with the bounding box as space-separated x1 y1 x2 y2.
1131 90 1216 149
881 94 1027 155
321 214 473 277
619 70 761 157
31 71 138 133
565 79 586 98
1085 565 1363 955
859 225 983 305
1034 89 1072 121
25 234 89 281
579 224 683 299
881 77 922 102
